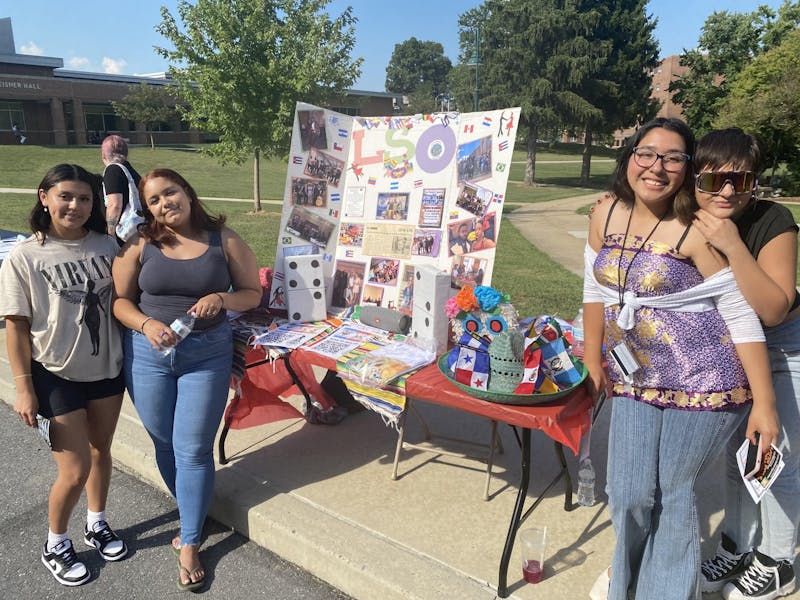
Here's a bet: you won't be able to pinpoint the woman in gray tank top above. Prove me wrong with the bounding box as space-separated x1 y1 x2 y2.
112 168 261 591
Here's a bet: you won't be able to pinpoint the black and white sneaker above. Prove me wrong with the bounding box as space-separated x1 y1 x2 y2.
84 520 128 561
701 532 752 592
723 550 796 600
41 539 90 586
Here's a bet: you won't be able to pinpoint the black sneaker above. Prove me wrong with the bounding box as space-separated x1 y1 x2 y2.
84 520 128 561
41 539 90 586
723 550 796 600
701 532 752 592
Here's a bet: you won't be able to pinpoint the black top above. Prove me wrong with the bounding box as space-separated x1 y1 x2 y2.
102 161 141 211
735 199 800 311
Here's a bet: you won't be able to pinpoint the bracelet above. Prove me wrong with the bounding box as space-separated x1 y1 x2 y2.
13 373 32 380
214 292 225 308
140 316 154 334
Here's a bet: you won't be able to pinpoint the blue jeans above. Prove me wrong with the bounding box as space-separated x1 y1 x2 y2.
123 322 232 546
607 396 745 600
721 317 800 561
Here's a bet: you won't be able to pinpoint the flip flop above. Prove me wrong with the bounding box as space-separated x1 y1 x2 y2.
177 561 205 592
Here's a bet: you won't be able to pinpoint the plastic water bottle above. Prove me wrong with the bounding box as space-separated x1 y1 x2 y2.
572 308 585 359
577 457 597 507
159 312 196 356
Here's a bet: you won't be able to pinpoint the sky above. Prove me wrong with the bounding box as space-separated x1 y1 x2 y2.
3 0 789 92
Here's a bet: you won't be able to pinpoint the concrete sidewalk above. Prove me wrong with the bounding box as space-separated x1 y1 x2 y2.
0 194 782 600
505 193 598 278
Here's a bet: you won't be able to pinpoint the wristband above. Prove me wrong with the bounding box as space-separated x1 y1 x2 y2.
140 316 154 334
214 292 225 307
13 373 32 380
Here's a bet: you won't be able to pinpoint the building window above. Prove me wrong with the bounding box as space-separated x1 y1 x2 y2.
329 106 361 116
0 100 25 131
84 103 119 133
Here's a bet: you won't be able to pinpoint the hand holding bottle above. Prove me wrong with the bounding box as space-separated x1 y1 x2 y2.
158 312 196 356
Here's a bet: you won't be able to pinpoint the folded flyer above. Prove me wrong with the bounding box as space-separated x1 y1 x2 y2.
736 438 785 504
36 413 51 449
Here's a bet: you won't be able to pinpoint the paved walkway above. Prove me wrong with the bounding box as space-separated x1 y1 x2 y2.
506 193 598 277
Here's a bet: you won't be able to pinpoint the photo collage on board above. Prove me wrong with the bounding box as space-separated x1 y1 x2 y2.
272 103 520 316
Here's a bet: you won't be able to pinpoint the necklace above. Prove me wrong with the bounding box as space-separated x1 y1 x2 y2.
617 208 666 309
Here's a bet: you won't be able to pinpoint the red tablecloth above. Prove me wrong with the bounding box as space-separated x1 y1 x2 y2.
224 347 337 430
404 363 593 455
236 346 592 455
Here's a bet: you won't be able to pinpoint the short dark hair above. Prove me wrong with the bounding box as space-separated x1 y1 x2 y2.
137 168 226 246
610 117 696 214
694 128 762 173
31 164 105 243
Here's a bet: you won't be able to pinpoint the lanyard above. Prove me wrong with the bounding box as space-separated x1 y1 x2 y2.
617 209 665 309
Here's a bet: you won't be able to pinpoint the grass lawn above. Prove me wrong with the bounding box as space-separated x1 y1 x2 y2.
0 144 614 206
0 143 588 317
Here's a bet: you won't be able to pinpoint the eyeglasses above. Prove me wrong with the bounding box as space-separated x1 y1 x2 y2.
695 171 757 194
631 147 691 172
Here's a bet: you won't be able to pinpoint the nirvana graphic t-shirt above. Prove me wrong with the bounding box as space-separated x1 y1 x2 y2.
0 231 122 381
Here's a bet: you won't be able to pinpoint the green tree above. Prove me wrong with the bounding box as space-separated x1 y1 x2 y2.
449 5 489 112
670 2 800 135
762 0 800 50
477 0 608 185
156 0 361 210
577 0 660 184
112 83 179 149
716 29 800 193
669 9 764 135
385 37 452 98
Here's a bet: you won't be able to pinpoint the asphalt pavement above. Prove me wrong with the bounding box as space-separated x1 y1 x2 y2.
0 400 351 600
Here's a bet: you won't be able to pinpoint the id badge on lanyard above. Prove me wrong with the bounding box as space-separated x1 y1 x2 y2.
609 341 642 385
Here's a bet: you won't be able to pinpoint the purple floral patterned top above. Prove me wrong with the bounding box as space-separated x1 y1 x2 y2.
594 233 751 411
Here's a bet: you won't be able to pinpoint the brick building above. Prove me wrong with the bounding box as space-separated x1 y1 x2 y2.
0 17 398 146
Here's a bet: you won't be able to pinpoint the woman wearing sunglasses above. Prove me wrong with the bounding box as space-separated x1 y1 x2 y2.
583 118 779 599
693 128 799 600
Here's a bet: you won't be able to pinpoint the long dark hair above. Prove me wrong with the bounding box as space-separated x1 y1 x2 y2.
611 117 696 222
31 164 106 243
137 168 226 246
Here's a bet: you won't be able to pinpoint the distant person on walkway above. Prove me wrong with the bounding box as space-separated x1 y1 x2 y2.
693 129 800 599
112 168 261 591
0 164 127 586
11 122 27 144
101 135 141 245
582 118 778 599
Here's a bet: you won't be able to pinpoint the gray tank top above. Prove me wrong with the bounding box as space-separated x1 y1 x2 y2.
138 229 231 331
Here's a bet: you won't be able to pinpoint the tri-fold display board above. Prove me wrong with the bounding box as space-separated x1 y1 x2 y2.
270 103 521 318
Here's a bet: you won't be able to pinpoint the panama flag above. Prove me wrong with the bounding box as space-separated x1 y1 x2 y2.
449 332 491 390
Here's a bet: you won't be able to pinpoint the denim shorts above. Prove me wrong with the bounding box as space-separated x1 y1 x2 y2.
31 360 124 418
